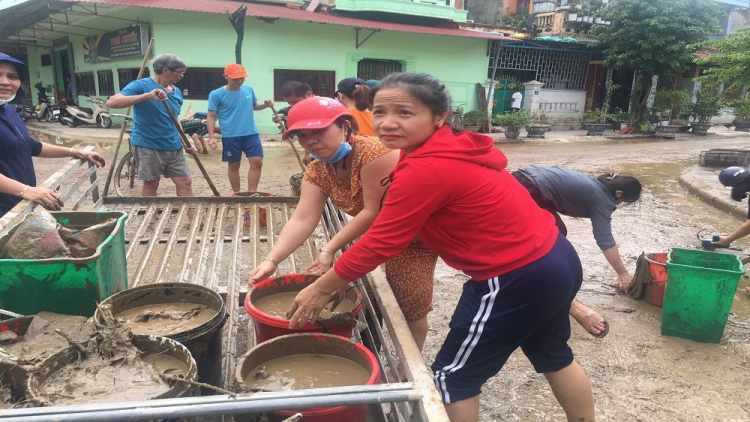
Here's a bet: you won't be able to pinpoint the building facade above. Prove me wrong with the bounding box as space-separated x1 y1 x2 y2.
1 0 505 134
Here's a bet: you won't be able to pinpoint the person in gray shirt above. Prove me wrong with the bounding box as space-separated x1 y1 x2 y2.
513 166 642 338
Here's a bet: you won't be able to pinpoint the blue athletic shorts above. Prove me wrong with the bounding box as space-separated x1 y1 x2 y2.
431 233 582 404
221 134 263 162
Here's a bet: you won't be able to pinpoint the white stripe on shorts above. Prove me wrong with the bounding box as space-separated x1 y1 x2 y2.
434 276 501 403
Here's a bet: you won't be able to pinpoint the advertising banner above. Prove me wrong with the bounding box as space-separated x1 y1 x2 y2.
84 24 149 63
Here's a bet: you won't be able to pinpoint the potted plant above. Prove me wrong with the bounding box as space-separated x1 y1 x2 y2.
612 110 632 130
525 112 551 138
689 91 722 135
582 108 613 135
728 97 750 132
493 110 531 140
653 89 691 138
462 110 488 132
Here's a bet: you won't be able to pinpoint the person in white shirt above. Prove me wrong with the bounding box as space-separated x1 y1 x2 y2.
511 87 523 112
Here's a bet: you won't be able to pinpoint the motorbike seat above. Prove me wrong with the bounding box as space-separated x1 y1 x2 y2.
125 128 133 134
79 107 94 115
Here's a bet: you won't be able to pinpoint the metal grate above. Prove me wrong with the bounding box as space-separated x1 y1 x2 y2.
699 149 750 167
357 59 403 81
491 42 590 90
0 159 449 421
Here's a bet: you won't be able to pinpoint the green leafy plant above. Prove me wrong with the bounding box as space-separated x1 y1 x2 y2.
591 0 722 115
613 109 633 125
492 110 531 130
602 82 620 115
582 99 613 123
728 97 750 122
694 28 750 93
462 110 488 127
653 89 692 123
500 5 533 29
690 91 723 123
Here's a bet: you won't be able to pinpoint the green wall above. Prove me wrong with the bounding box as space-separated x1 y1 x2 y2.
25 8 489 134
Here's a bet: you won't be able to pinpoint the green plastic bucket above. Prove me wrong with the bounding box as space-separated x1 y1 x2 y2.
0 211 128 317
662 248 744 343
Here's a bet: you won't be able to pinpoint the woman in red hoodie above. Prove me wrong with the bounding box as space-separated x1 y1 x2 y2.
287 73 595 422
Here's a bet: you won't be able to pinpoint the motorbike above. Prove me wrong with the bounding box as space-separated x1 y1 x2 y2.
13 104 36 121
272 105 290 133
35 95 59 123
59 95 112 128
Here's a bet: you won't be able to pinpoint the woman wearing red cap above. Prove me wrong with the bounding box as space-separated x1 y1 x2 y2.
249 96 438 356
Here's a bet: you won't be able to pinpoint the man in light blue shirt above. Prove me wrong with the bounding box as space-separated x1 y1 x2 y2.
207 63 273 193
107 54 195 214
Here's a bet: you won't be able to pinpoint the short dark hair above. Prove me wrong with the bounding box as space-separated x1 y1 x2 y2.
370 72 451 117
597 174 642 203
280 81 313 99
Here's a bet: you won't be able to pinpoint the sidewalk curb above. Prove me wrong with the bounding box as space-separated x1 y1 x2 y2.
679 173 746 220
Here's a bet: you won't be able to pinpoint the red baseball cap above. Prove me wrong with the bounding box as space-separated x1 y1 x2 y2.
224 63 248 79
282 97 353 140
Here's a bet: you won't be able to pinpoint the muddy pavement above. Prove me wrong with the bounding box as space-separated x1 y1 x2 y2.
31 130 750 421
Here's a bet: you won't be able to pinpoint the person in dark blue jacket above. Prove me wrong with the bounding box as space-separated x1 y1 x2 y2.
0 53 104 218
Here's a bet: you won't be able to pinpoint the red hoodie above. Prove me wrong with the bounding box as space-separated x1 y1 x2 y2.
334 125 559 282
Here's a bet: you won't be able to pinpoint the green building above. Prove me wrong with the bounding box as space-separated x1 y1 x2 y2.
0 0 508 134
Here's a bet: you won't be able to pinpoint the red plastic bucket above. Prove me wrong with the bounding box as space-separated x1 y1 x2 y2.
245 273 363 343
236 333 380 422
645 253 668 307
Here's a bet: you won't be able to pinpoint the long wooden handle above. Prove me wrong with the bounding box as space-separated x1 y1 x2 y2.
102 37 154 197
161 102 221 197
271 105 306 171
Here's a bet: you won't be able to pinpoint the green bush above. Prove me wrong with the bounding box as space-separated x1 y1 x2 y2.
583 109 614 123
492 110 531 130
653 88 692 122
462 110 488 126
728 97 750 121
690 91 723 123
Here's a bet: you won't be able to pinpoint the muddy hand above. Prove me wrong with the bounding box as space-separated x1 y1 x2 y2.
328 287 347 312
209 137 219 151
249 261 277 286
616 273 633 292
713 236 732 248
23 186 64 211
286 283 333 328
73 150 106 167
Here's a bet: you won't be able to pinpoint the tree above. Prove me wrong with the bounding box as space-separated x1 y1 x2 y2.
694 28 750 93
591 0 722 119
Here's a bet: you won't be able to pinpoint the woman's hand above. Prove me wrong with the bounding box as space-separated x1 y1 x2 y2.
304 251 334 274
286 282 337 328
23 186 64 211
72 150 106 167
248 261 277 285
714 236 732 248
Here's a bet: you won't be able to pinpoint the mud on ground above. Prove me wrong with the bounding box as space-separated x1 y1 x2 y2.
31 131 750 421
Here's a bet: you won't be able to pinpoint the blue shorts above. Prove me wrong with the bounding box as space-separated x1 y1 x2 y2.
431 233 582 404
222 134 263 162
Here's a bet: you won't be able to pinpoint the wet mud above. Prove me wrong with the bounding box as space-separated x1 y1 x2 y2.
32 132 750 420
0 312 93 366
244 354 370 391
253 291 355 320
116 302 217 337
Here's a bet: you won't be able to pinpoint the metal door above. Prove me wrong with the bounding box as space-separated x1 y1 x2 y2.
492 77 522 115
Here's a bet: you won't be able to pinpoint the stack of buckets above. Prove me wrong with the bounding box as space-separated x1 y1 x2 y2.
241 273 379 422
651 248 744 344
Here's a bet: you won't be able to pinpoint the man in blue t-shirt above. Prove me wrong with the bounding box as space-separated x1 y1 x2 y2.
107 54 195 210
207 63 273 193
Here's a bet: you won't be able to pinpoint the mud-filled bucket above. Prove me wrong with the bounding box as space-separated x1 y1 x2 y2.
26 334 198 406
645 253 668 307
236 333 380 422
289 172 303 197
94 282 227 387
0 316 34 391
245 273 363 343
234 192 273 228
